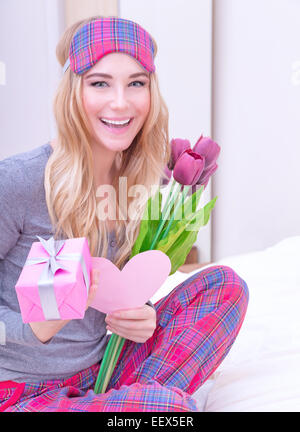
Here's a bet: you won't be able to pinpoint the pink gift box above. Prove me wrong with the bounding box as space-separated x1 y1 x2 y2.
15 236 92 323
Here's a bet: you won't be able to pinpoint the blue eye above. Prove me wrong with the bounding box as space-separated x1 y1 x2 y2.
130 81 145 87
90 80 146 88
91 81 108 88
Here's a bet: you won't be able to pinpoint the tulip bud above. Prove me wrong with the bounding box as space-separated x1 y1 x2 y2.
193 136 220 170
167 138 191 170
173 149 205 186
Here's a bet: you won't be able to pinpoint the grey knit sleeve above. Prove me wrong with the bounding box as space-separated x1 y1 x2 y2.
0 159 25 259
0 158 47 347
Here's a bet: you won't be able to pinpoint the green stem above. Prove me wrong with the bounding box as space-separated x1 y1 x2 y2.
94 332 120 394
149 182 181 250
99 335 125 394
160 185 191 240
161 179 176 220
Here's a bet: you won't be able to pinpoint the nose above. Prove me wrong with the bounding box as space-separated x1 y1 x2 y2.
109 86 130 111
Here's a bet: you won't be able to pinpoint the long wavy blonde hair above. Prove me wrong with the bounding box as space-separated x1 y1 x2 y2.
44 16 170 269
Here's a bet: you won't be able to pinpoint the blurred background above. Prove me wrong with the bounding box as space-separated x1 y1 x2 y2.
0 0 299 264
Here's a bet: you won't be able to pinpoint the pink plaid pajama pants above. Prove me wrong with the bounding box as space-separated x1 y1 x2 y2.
0 265 248 412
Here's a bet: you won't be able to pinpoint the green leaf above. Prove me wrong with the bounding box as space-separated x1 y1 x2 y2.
166 228 198 275
130 198 151 258
160 210 205 275
203 196 218 225
130 185 218 277
173 185 204 223
156 207 204 254
130 189 162 257
155 195 217 274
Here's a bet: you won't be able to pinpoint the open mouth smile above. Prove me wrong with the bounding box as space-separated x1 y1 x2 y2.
100 118 132 128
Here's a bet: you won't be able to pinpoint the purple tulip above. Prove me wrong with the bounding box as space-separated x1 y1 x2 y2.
166 135 220 188
193 136 220 170
167 138 191 170
192 136 220 187
173 149 205 186
200 162 218 188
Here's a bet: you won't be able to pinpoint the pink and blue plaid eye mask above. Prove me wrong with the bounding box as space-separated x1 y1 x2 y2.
63 17 156 75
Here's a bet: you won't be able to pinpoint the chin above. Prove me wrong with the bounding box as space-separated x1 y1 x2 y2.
96 137 133 152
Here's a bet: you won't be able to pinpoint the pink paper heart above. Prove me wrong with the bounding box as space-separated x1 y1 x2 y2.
90 250 171 314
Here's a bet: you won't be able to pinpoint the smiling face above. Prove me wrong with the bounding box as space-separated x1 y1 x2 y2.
82 53 151 154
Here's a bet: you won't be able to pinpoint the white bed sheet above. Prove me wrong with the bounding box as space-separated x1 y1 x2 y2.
151 236 300 412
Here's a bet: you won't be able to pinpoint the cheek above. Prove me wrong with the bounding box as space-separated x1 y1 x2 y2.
138 93 151 120
82 88 99 116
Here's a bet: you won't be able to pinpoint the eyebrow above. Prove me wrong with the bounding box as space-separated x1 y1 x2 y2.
84 72 149 80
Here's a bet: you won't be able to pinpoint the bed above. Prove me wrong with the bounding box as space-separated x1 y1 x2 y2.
151 236 300 412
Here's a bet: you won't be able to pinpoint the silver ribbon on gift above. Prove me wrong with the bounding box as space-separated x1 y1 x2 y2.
24 235 90 320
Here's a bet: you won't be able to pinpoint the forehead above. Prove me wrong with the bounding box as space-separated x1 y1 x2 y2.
83 52 149 77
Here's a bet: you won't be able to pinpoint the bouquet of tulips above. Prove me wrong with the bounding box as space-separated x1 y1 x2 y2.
94 136 220 394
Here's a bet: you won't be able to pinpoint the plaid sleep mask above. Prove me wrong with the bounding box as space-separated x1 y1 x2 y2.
63 17 156 75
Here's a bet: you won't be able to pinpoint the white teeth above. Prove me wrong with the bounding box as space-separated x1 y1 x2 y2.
101 118 131 126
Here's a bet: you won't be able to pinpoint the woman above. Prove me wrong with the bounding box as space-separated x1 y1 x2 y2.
0 16 248 412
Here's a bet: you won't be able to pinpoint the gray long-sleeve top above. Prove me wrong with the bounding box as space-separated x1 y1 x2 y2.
0 143 116 383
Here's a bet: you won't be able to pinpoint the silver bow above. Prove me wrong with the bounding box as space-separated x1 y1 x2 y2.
25 236 90 320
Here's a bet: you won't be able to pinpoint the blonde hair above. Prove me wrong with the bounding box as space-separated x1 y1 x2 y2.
44 15 170 269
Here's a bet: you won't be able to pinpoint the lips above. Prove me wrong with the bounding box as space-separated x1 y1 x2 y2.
98 117 133 135
100 118 132 128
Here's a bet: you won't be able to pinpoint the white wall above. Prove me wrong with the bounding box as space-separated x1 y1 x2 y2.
212 0 300 260
0 0 64 159
64 0 118 27
119 0 214 263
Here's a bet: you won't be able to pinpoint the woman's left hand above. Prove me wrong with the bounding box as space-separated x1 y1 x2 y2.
105 304 156 343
